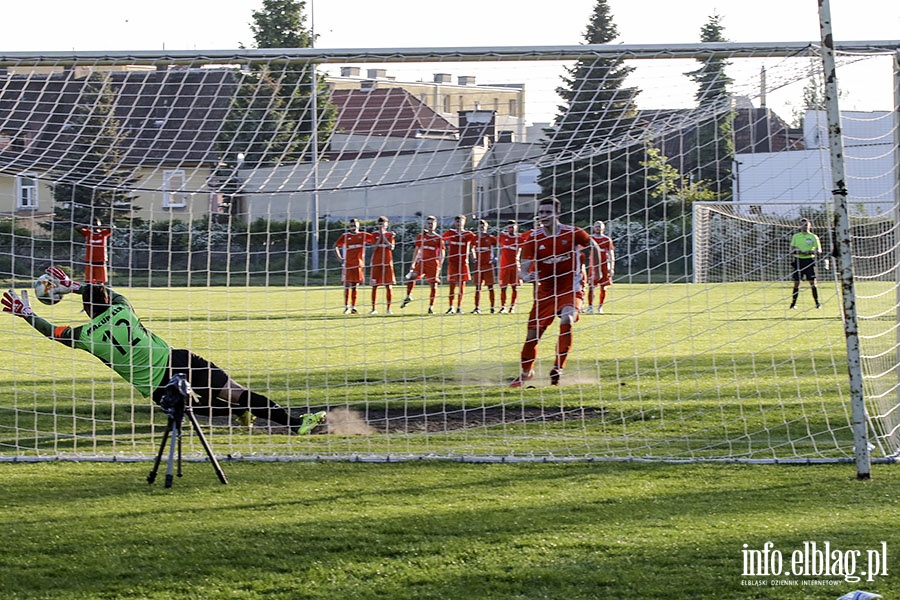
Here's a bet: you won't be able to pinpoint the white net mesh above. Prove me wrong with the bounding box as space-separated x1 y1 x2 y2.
0 43 897 462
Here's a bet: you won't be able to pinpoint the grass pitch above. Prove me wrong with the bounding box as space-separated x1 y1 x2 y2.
2 460 900 599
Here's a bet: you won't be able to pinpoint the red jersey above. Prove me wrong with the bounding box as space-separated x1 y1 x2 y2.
78 226 112 264
591 234 614 266
369 230 396 286
497 232 520 270
335 231 370 284
415 231 444 262
442 229 477 279
473 234 496 271
520 224 592 295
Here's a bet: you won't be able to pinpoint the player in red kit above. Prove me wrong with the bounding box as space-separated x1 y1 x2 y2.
585 220 615 314
510 198 600 387
76 218 113 283
442 215 477 314
334 218 369 314
368 216 396 314
497 220 522 314
471 220 497 314
401 216 445 314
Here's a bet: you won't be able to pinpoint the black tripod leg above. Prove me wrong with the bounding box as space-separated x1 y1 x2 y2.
165 419 179 488
148 417 173 485
186 408 228 485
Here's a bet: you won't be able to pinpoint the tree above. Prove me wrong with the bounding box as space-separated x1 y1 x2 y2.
538 0 645 222
217 0 336 169
685 13 734 200
44 72 140 236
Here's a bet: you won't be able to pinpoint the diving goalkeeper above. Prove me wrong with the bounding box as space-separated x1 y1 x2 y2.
2 267 325 434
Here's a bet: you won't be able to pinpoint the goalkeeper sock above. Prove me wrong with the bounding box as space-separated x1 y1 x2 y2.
790 288 799 307
556 323 573 370
811 286 819 305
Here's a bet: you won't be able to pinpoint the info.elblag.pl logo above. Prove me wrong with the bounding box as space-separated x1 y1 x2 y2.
742 541 888 583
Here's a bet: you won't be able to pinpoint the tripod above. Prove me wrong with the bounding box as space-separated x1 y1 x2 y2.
148 374 228 488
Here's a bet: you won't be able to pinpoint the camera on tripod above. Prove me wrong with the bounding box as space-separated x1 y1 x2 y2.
148 373 228 487
158 373 191 417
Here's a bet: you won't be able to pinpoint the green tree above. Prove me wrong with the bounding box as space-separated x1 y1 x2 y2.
44 72 140 235
218 0 336 169
538 0 645 222
685 13 734 200
642 145 716 214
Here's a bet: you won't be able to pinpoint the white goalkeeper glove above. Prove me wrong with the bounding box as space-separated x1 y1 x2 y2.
2 289 34 318
46 266 81 294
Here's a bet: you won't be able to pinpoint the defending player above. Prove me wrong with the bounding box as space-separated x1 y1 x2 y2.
585 220 615 314
368 216 396 314
2 267 325 434
497 220 522 314
401 215 445 314
334 218 369 314
510 198 601 387
442 215 477 314
789 218 822 310
76 218 113 283
471 219 497 314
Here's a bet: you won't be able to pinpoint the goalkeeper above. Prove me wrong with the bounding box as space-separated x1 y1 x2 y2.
2 267 325 435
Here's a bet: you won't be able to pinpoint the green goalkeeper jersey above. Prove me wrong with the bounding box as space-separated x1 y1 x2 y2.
70 293 171 397
790 231 821 259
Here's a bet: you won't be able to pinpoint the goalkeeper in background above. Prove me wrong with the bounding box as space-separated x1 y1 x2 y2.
2 267 325 434
788 218 822 310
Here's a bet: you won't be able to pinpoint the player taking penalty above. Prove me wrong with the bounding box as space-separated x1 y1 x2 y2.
2 267 325 434
510 198 601 387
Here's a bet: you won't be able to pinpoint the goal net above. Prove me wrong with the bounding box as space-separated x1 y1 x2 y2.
0 41 898 464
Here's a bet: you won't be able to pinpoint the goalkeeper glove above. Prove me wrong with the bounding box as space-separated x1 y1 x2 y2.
46 266 81 294
2 289 34 318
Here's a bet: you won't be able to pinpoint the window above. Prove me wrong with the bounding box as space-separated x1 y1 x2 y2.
163 170 189 208
508 99 518 117
16 175 38 210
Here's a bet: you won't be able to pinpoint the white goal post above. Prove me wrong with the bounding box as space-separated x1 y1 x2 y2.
1 39 899 467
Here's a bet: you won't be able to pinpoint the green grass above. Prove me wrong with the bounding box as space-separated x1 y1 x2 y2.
2 460 899 599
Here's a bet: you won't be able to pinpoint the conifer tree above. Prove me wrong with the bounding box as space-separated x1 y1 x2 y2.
685 13 734 199
538 0 644 222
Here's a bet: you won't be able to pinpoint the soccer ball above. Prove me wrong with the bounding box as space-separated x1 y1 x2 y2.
33 273 64 306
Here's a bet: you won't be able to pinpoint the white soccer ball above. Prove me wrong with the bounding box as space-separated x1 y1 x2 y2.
33 273 64 306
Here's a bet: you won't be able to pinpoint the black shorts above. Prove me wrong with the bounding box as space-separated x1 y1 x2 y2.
151 349 230 407
791 257 817 282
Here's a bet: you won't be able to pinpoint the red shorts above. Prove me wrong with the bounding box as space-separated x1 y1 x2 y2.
369 263 396 286
498 263 520 287
342 265 364 285
446 264 471 284
473 264 495 286
84 262 108 284
527 289 583 331
588 266 612 287
414 259 441 284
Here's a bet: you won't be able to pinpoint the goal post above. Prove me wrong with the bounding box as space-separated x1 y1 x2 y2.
1 39 899 465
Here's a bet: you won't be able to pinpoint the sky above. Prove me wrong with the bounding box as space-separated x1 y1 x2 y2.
3 0 898 122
